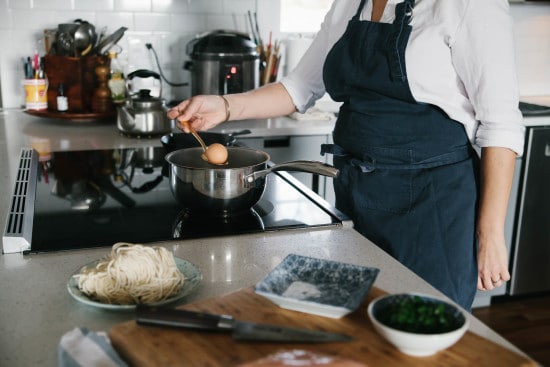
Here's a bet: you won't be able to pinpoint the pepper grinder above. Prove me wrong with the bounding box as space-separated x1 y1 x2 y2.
92 62 113 113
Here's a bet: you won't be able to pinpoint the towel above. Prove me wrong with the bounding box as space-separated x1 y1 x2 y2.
289 107 335 121
58 327 127 367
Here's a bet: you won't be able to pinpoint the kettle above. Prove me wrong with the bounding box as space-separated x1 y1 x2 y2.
116 69 175 137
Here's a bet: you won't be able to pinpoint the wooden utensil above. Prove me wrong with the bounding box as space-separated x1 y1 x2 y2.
180 121 207 153
179 121 229 165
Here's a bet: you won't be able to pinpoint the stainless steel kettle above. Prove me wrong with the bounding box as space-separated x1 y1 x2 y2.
116 69 175 137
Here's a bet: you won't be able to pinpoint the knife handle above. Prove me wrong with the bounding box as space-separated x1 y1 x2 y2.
136 305 234 331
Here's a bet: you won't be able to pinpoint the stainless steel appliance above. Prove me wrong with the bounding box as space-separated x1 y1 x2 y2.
117 69 175 137
184 30 259 96
3 145 348 254
509 126 550 295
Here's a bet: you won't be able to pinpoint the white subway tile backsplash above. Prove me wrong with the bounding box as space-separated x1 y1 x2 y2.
1 1 549 109
153 0 188 13
222 0 256 14
53 11 96 24
95 12 134 32
0 8 12 29
32 0 73 10
8 0 31 10
115 0 151 12
170 13 207 34
12 9 55 30
205 14 246 32
74 0 114 12
188 0 223 14
134 13 171 32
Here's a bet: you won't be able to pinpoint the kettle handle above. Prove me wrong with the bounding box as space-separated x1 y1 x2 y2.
126 69 162 98
127 69 161 81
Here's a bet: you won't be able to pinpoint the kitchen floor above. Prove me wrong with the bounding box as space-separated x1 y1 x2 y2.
472 293 550 366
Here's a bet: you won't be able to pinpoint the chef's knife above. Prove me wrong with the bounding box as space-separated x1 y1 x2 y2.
135 305 353 343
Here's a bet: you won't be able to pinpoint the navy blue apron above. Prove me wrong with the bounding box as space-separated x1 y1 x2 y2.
321 0 479 310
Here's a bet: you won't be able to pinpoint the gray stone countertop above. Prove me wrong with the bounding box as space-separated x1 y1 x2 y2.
0 109 534 366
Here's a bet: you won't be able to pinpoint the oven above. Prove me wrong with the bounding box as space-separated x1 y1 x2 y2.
3 146 349 254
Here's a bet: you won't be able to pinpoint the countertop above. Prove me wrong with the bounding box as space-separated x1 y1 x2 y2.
0 109 536 366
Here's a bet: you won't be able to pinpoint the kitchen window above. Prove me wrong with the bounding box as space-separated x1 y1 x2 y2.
280 0 333 33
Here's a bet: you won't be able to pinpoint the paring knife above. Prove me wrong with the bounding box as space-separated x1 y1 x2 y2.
135 305 353 343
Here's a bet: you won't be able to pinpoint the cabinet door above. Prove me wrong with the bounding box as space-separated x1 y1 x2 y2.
509 126 550 295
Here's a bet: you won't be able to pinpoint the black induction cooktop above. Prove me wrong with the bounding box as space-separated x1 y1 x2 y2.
3 147 346 254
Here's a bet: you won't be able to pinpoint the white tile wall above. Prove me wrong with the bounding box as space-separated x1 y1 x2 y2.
0 0 258 108
0 1 549 108
510 3 550 97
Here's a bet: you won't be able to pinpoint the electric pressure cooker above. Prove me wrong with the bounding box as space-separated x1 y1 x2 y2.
184 30 259 96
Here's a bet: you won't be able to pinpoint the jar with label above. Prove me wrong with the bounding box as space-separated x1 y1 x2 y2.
107 51 126 104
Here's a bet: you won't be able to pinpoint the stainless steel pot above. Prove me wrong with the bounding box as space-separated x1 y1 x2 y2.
165 147 339 216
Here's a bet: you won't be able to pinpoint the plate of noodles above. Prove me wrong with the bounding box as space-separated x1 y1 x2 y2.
67 243 202 310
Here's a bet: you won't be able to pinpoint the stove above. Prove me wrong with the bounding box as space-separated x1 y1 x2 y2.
3 147 348 254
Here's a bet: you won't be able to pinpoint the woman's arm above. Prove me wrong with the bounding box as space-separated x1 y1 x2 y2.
476 146 516 291
167 82 296 132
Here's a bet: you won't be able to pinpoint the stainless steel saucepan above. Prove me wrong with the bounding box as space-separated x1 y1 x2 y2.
165 147 339 216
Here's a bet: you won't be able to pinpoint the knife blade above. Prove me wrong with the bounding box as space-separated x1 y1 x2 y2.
135 305 353 343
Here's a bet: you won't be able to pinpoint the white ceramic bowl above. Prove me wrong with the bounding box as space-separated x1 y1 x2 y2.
367 293 469 357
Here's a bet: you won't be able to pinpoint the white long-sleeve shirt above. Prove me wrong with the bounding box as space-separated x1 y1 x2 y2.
280 0 525 155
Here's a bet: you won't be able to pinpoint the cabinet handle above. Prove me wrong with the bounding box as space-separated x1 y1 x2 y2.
264 137 290 148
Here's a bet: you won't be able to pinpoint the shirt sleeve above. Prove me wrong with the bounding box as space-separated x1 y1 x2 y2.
450 0 525 155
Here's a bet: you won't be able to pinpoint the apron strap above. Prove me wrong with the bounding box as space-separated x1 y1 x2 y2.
388 0 415 82
321 143 472 173
352 0 369 21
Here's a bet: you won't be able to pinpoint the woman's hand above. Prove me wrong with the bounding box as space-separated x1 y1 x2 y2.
477 230 510 290
167 95 228 132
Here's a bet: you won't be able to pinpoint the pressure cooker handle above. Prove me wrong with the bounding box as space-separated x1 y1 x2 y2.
246 160 339 184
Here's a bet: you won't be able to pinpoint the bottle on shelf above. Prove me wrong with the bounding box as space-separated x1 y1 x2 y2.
56 83 68 112
107 51 126 104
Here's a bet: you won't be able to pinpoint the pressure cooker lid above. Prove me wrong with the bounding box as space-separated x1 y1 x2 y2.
187 30 258 60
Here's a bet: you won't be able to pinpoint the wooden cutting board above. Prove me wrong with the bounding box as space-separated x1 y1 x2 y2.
109 287 537 367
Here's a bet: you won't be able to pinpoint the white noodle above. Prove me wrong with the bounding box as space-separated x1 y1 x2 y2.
74 242 186 305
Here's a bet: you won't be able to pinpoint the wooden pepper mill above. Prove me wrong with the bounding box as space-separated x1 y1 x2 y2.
91 60 114 113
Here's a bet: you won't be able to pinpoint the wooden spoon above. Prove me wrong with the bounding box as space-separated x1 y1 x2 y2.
180 121 227 165
180 120 209 160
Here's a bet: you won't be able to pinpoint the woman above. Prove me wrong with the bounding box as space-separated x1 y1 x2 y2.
168 0 525 311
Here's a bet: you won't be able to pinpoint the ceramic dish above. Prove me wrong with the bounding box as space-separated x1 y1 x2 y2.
367 293 469 356
67 257 202 311
254 254 379 318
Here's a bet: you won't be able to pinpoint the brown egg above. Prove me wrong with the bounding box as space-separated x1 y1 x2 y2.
204 143 228 165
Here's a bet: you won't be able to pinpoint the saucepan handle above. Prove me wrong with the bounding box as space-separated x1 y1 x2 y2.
246 160 339 184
